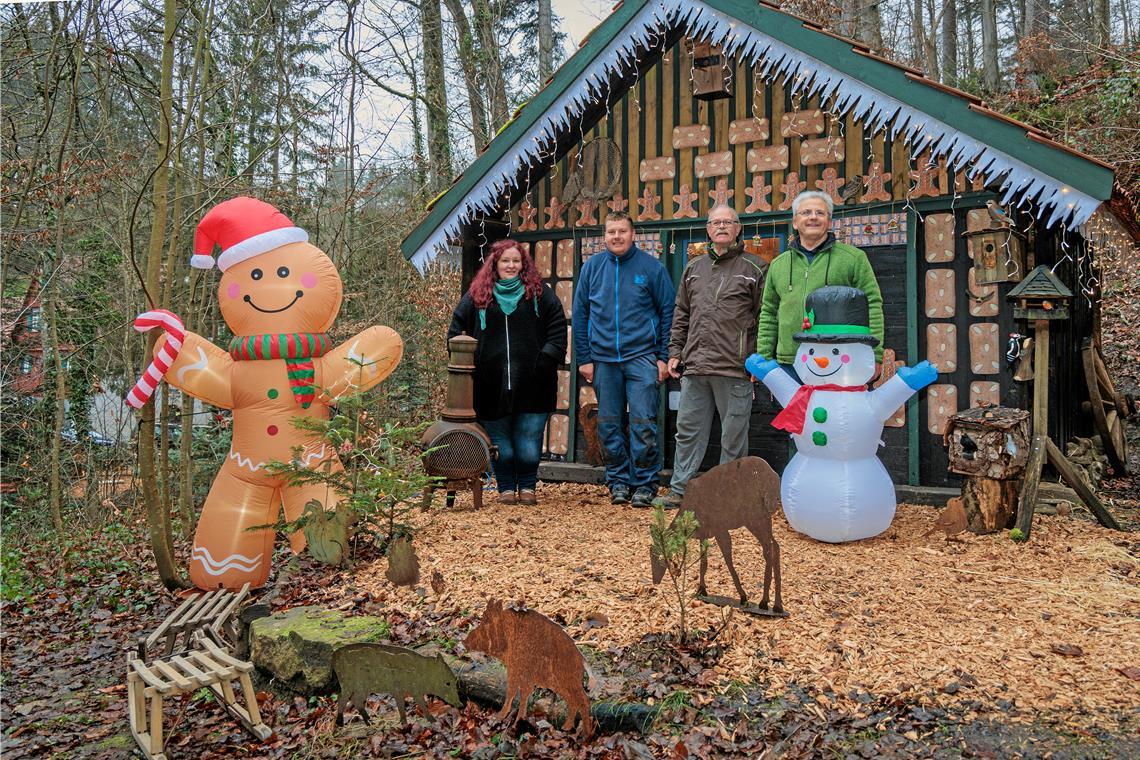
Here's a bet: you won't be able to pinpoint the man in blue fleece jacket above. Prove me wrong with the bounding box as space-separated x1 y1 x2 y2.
573 212 675 506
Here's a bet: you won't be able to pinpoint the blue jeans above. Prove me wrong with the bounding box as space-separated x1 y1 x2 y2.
481 412 549 493
594 355 661 489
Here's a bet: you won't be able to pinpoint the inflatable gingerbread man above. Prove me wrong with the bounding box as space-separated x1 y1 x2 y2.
128 197 403 590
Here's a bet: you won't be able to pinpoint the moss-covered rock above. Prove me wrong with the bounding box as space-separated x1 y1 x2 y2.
249 607 389 693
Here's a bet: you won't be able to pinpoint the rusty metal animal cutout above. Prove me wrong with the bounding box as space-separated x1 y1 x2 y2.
331 642 460 725
385 536 420 587
651 456 786 616
465 600 594 739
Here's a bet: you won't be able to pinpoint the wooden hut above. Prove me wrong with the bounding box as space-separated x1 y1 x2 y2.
401 0 1138 489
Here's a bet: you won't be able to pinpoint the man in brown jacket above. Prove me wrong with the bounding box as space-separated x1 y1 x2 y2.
657 205 767 508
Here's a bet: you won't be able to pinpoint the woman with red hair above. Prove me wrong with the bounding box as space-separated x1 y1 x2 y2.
448 240 567 505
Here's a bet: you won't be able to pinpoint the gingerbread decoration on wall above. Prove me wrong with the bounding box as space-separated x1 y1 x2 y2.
778 171 807 210
673 184 699 218
861 162 891 202
637 186 661 221
128 197 403 590
745 175 772 212
517 197 538 232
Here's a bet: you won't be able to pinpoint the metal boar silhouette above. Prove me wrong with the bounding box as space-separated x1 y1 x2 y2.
331 642 460 725
465 600 594 739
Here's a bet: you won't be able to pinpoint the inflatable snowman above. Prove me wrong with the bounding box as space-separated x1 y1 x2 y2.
746 285 938 542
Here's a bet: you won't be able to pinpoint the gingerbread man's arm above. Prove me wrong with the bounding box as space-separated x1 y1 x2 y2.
155 331 235 409
318 326 403 400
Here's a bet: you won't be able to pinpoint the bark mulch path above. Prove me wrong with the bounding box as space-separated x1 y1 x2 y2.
359 483 1139 735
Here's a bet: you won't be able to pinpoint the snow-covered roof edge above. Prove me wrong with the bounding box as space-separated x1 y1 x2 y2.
406 0 1112 272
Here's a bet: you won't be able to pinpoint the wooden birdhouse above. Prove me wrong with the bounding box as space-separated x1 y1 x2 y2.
944 406 1030 479
1006 265 1073 320
962 224 1026 284
691 40 732 100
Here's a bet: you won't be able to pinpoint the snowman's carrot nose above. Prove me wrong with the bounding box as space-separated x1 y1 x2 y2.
814 356 830 369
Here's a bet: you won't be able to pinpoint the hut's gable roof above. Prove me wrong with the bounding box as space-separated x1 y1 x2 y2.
401 0 1116 270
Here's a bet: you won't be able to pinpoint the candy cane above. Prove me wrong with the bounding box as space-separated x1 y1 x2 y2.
126 310 186 409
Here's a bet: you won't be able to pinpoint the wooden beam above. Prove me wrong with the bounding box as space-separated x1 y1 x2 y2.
1032 319 1049 439
1015 434 1047 540
1045 438 1122 531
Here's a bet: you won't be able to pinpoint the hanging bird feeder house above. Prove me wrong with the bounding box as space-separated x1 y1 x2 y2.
690 40 732 100
1006 265 1073 320
963 224 1027 285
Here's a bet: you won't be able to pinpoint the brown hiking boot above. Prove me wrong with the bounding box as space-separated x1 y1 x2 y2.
518 489 537 505
499 491 518 505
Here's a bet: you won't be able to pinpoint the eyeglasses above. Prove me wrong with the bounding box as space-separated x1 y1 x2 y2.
795 209 829 218
707 220 739 228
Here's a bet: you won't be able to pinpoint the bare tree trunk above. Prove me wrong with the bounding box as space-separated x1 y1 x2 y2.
856 0 885 49
44 2 91 538
964 1 976 68
537 0 553 81
409 61 427 201
442 0 489 149
1092 0 1111 49
942 0 958 82
179 0 214 539
473 0 508 129
421 0 452 191
981 0 1000 90
923 0 940 77
913 0 930 73
139 0 188 591
1021 0 1048 89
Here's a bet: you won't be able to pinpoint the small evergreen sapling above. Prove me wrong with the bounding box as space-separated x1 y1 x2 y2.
649 504 706 644
262 383 438 567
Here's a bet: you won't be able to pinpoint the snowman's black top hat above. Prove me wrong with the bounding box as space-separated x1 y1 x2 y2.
793 285 880 347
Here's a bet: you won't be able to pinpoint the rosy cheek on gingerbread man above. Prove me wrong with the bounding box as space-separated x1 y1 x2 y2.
227 283 241 299
301 273 318 289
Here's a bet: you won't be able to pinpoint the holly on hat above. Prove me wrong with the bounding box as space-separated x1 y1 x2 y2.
191 196 308 271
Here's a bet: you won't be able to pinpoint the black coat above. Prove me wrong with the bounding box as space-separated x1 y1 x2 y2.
447 285 567 420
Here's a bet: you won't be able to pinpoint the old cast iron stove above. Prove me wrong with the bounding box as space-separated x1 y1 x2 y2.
421 335 493 509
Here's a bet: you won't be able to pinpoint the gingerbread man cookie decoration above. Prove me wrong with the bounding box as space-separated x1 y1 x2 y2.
129 197 403 590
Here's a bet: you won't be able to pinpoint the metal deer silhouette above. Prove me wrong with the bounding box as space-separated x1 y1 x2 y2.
651 456 785 615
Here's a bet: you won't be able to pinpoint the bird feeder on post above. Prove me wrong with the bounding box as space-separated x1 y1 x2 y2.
1005 266 1120 539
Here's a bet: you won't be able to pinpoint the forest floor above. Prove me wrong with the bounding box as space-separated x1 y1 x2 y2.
2 441 1139 759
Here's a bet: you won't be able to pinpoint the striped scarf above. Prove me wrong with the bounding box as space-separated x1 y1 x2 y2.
228 333 329 408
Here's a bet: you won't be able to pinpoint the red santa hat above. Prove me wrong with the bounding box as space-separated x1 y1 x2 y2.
191 196 308 271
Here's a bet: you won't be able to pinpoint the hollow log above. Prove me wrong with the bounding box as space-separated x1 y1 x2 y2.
444 653 655 734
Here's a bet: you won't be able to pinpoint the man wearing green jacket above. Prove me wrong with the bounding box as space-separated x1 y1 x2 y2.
756 191 884 379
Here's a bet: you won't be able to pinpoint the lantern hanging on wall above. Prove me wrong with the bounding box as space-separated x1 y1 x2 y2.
962 224 1027 285
691 40 732 100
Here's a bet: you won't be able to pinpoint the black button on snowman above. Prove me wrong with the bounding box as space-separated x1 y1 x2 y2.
746 286 938 543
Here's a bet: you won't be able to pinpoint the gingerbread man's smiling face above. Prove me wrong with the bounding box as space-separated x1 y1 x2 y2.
218 242 343 335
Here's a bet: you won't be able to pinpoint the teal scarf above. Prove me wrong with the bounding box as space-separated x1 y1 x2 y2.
479 276 534 329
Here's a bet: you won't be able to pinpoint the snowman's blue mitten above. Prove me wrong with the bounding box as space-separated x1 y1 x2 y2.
898 360 939 390
746 353 780 381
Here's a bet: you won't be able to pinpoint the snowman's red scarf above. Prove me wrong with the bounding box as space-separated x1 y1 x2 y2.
228 333 329 408
773 384 866 435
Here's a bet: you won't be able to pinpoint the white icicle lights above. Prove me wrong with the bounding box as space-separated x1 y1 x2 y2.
409 0 1105 272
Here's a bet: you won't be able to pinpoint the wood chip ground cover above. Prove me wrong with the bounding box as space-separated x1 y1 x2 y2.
359 484 1139 734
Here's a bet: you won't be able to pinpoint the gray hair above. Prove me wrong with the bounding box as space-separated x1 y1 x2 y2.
791 190 834 217
707 204 739 222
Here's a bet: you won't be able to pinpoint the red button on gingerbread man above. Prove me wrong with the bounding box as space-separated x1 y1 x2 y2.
130 197 403 590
